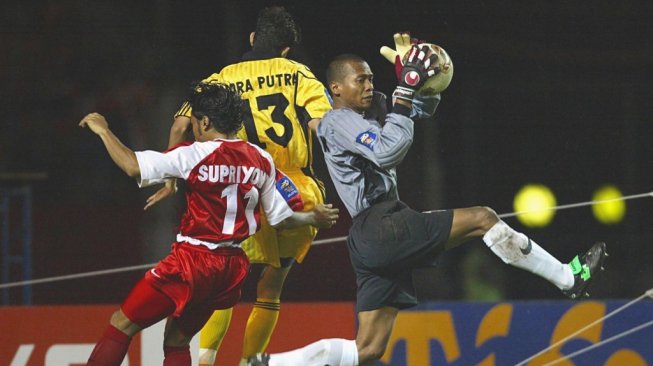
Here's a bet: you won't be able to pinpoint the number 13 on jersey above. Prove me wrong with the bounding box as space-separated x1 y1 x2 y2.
242 92 294 149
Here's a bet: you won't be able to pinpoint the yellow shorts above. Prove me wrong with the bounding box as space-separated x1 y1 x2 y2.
243 172 325 267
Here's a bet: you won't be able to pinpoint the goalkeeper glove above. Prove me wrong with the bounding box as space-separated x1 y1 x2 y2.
380 32 426 80
393 45 439 102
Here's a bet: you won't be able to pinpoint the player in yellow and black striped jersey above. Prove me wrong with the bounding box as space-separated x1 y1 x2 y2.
175 55 329 180
148 6 333 366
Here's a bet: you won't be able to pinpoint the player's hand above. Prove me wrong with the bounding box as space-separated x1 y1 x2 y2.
144 179 177 210
380 32 425 80
394 45 439 102
399 45 439 90
311 203 339 229
79 112 109 135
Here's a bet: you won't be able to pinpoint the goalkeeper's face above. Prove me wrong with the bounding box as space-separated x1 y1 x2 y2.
335 60 374 114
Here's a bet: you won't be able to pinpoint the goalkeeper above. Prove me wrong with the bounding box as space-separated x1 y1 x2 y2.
246 37 607 366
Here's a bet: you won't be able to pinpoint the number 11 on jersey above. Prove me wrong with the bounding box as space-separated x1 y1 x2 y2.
221 184 259 235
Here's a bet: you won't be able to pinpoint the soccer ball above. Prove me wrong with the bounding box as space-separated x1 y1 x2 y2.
403 43 454 95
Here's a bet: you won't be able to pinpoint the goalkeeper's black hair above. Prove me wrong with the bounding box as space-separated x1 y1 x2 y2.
252 6 301 53
326 53 367 86
189 82 243 135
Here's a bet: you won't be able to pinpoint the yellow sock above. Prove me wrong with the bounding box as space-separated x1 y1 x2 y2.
242 298 281 358
198 308 233 366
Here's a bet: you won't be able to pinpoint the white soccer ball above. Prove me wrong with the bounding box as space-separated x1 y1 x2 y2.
403 43 454 95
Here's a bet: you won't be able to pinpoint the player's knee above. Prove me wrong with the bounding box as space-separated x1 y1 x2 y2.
110 310 127 327
164 325 192 347
257 265 292 297
109 309 138 336
357 342 386 363
475 206 499 232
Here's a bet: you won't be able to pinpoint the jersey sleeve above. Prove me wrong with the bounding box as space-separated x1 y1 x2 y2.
410 93 441 119
135 142 216 187
174 101 192 119
275 168 304 211
295 67 332 122
257 155 294 226
321 109 414 169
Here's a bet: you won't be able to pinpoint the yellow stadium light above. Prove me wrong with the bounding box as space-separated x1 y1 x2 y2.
513 184 557 228
592 185 626 225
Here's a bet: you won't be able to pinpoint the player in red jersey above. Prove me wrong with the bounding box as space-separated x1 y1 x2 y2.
79 82 338 366
149 8 333 364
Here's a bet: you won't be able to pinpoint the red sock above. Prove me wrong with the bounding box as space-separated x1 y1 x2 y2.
86 325 131 365
163 345 191 366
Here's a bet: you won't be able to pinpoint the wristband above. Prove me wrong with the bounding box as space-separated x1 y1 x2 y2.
392 86 415 102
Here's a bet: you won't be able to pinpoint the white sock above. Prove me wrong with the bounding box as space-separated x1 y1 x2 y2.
269 338 358 366
483 221 574 290
199 348 217 365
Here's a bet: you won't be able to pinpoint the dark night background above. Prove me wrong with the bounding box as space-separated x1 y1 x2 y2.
1 0 652 305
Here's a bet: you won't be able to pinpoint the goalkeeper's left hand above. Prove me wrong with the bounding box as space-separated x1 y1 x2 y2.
393 45 439 103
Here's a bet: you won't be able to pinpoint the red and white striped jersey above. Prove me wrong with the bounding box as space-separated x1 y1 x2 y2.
135 138 293 248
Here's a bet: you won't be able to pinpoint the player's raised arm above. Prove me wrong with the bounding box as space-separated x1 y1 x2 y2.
169 108 192 148
143 101 194 210
79 112 140 178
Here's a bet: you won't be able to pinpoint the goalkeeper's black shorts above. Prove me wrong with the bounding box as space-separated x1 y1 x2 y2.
347 200 453 312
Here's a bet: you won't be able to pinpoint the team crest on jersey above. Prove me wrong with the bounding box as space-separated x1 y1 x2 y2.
356 131 377 150
276 176 299 201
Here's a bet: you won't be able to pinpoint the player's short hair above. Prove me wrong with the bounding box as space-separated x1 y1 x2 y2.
326 53 367 86
189 82 243 135
253 6 300 52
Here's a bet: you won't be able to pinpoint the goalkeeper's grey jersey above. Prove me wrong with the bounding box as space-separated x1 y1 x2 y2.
316 108 415 217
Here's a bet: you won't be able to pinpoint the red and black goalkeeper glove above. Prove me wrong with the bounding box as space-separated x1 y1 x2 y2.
393 45 439 102
380 32 427 80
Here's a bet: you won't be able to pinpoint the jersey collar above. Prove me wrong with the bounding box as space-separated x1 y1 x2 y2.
241 48 282 62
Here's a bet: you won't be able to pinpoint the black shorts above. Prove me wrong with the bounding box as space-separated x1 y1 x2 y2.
348 200 453 312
